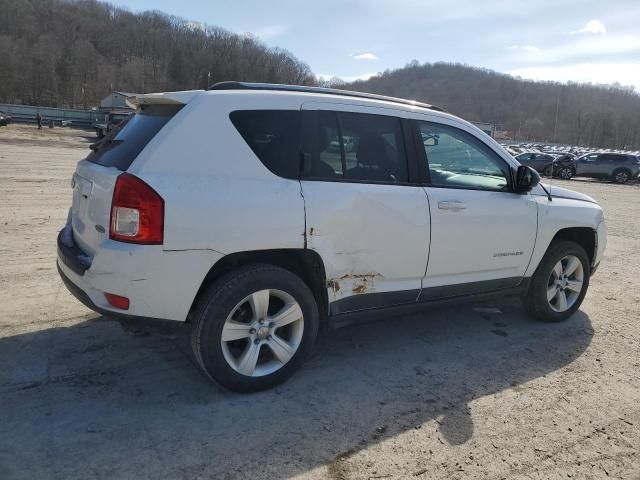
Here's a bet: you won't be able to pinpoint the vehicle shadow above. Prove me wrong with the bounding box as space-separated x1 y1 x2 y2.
0 300 593 479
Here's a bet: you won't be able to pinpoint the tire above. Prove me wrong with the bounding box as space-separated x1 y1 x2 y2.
191 264 319 392
612 169 630 184
522 240 590 322
543 165 553 177
558 166 574 180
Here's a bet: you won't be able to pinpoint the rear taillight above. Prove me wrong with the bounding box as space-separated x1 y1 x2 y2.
110 173 164 244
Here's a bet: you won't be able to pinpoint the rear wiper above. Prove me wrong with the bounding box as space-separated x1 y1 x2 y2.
90 138 123 152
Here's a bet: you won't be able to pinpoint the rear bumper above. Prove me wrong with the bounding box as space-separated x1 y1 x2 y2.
58 225 91 276
56 222 224 321
56 262 116 317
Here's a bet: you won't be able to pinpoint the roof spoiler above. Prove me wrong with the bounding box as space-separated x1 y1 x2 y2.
129 90 202 106
207 81 447 112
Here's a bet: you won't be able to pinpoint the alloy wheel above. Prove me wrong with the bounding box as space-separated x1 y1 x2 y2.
220 289 304 377
560 167 573 179
546 255 584 312
615 171 629 183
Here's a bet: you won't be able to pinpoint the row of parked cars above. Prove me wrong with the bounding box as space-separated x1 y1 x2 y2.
504 144 640 184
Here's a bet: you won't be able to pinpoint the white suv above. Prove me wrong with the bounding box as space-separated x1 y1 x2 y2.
57 82 607 392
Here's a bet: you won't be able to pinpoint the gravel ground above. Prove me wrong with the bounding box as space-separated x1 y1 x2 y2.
0 124 638 480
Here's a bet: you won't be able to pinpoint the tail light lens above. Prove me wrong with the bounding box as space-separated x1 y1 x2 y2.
110 173 164 244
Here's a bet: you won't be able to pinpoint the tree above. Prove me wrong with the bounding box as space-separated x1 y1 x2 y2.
0 0 314 107
348 61 640 149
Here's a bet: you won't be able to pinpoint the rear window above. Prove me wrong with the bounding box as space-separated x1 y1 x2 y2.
229 110 301 179
86 104 183 171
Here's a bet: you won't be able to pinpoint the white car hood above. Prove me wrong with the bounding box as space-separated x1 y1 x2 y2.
532 184 598 204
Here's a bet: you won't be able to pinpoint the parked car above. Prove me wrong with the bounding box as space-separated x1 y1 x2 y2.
92 111 131 138
515 152 576 179
57 82 607 392
575 152 640 184
0 111 12 126
328 134 357 153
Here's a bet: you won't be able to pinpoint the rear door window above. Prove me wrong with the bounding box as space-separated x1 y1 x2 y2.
302 111 408 184
87 104 183 171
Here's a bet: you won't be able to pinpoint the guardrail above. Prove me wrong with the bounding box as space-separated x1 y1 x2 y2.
0 103 106 129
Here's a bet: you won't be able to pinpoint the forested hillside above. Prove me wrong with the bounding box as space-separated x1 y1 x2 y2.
0 0 313 108
2 1 639 148
344 62 640 148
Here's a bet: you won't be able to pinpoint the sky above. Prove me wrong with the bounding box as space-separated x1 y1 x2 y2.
110 0 640 91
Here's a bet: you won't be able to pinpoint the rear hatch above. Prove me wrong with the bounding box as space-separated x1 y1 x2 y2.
70 95 193 256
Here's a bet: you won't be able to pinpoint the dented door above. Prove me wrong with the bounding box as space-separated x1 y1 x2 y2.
300 102 430 314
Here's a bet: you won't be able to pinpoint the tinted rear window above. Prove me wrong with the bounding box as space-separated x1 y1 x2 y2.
86 104 183 171
229 110 301 179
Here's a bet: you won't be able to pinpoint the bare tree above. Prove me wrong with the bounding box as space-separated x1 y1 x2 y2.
0 0 315 107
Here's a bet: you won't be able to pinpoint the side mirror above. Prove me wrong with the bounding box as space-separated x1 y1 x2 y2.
514 165 540 193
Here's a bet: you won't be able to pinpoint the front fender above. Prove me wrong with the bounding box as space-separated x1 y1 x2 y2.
525 196 603 277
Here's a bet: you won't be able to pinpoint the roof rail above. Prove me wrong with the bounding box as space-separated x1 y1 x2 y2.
207 81 447 112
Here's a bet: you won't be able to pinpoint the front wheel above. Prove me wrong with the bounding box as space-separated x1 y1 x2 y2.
191 264 319 392
522 240 590 322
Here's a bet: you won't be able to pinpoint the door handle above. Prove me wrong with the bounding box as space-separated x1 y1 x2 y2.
438 201 466 211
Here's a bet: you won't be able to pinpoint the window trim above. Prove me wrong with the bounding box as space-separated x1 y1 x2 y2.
300 109 416 187
413 119 515 193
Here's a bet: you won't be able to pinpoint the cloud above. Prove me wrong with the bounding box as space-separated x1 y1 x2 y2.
252 24 289 40
506 45 541 53
571 19 606 35
350 52 379 61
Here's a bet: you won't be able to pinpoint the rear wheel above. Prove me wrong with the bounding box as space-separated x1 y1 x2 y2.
612 169 630 184
191 264 319 392
558 166 574 180
523 240 590 322
543 165 553 177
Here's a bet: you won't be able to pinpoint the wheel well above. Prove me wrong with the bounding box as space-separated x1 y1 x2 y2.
188 249 329 325
551 227 596 265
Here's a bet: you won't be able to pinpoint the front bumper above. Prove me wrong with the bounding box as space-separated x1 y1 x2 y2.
592 220 607 275
56 222 224 321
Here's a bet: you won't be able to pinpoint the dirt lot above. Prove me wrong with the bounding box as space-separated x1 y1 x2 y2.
0 123 639 480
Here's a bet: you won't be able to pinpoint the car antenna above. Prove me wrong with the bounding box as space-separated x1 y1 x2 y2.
542 157 553 201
